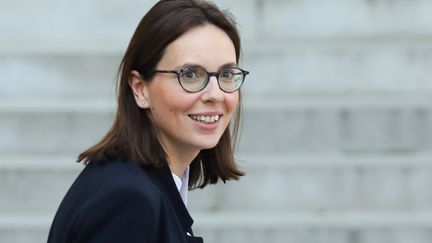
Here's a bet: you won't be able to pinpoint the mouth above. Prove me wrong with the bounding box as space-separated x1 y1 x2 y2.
188 114 221 123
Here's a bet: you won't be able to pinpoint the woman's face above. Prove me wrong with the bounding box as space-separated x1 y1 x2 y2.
140 24 239 159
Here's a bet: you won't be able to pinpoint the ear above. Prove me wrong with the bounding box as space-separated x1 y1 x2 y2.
128 70 151 109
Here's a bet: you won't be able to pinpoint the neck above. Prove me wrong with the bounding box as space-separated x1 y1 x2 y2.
163 143 199 177
167 152 198 177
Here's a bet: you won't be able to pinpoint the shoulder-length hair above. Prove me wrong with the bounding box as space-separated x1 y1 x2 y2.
78 0 244 189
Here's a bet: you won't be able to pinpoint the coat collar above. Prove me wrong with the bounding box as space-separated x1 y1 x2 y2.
147 166 194 234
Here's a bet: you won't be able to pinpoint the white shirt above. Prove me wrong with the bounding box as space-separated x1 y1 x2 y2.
171 167 189 206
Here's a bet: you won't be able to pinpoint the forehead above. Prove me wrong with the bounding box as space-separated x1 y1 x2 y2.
159 24 237 70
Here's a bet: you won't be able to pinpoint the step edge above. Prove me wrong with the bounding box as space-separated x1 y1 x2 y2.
2 211 432 229
1 94 431 113
1 153 432 169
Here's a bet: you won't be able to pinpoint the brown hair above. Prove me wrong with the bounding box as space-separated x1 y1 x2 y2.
78 0 244 189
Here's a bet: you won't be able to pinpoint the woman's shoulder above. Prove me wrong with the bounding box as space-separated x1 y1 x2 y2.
83 158 158 193
50 158 164 241
65 158 163 208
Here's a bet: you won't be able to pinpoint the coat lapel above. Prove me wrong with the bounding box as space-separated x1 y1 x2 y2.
148 166 194 234
146 166 203 243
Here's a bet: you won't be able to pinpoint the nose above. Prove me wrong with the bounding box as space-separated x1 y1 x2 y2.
201 76 224 102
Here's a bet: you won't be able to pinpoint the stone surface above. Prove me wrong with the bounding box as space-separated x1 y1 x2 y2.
1 0 432 242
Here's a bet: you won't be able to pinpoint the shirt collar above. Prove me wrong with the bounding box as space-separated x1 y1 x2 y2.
172 166 189 206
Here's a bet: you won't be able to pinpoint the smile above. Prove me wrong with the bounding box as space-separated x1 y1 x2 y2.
189 114 220 123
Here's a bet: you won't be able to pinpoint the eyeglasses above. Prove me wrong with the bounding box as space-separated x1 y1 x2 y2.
150 65 249 93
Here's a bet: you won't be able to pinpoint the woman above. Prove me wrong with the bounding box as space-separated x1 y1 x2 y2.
47 0 249 242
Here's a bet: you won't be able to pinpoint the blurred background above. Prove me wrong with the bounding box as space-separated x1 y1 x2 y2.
1 0 432 242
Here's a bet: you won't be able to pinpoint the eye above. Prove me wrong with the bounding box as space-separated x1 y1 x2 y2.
220 69 234 79
221 68 242 81
183 70 197 79
179 67 206 85
182 70 197 79
180 67 203 80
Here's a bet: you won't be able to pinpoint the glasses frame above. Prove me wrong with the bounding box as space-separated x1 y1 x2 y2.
150 66 249 93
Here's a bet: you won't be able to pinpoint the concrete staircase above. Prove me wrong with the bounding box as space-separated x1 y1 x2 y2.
2 0 432 242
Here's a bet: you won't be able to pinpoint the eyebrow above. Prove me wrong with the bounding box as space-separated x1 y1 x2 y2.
175 62 238 70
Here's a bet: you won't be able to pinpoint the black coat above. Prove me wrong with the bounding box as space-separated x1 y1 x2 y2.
47 158 203 243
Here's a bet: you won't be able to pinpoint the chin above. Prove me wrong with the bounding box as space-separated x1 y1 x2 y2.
200 144 217 150
197 141 219 150
193 135 222 150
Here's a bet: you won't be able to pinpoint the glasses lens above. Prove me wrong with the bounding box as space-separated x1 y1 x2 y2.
219 68 244 92
179 67 207 92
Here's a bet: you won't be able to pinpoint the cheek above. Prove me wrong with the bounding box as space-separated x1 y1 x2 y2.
153 92 199 116
149 81 197 114
169 94 199 112
225 93 239 113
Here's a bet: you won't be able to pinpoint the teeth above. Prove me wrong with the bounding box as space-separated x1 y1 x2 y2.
190 115 220 123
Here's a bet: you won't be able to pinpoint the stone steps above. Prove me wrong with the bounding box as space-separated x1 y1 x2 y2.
194 153 432 212
2 0 432 242
1 95 430 155
243 40 432 94
2 0 432 43
2 211 432 243
5 210 431 231
2 40 432 100
195 211 432 243
2 153 431 215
